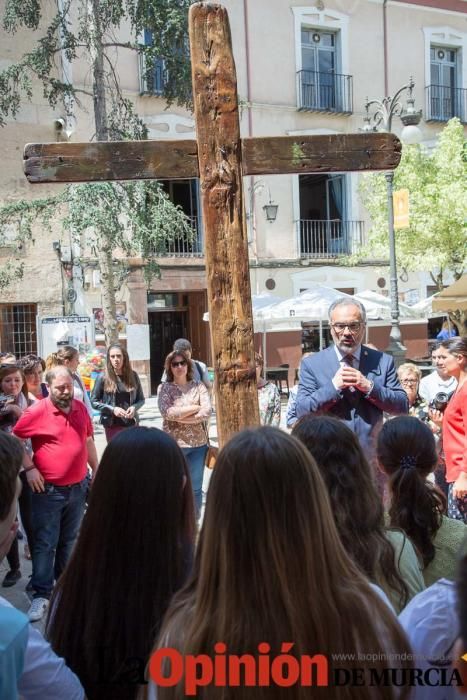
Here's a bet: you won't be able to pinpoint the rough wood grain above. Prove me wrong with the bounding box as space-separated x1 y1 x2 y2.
242 132 402 175
189 2 260 443
24 132 401 183
23 140 199 182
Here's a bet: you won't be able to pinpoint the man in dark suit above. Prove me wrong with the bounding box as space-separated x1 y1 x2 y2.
296 298 408 455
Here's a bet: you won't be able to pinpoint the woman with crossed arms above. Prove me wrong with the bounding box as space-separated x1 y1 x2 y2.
158 349 211 520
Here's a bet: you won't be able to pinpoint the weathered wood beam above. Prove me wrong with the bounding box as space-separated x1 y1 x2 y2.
23 140 199 183
189 2 259 443
241 132 402 175
23 132 401 183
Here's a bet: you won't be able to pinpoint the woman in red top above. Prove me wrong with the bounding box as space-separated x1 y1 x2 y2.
437 337 467 522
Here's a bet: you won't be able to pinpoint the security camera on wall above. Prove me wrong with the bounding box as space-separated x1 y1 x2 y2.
54 116 75 140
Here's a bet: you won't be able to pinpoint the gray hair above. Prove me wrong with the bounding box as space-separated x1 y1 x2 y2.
328 297 367 324
397 362 421 382
173 338 192 353
45 366 73 385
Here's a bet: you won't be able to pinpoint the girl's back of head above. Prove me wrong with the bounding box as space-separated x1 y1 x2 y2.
157 426 411 700
47 426 195 700
292 415 408 608
377 416 444 566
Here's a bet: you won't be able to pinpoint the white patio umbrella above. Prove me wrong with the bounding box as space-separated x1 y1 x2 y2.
252 292 285 312
202 292 285 323
255 285 352 354
411 294 445 318
354 290 419 320
256 285 350 323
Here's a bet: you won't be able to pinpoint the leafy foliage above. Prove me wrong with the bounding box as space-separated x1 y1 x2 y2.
358 119 467 332
0 0 193 128
0 259 24 291
0 0 196 342
358 119 467 286
0 180 193 283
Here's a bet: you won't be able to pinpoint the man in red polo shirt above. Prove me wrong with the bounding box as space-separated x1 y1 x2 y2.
14 366 98 622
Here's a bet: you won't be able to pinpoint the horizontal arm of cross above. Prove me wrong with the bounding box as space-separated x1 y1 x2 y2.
23 132 401 183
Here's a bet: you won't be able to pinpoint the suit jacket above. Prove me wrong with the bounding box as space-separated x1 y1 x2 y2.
296 345 408 454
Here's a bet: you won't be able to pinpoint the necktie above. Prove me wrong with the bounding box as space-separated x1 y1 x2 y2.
343 354 355 368
342 354 356 392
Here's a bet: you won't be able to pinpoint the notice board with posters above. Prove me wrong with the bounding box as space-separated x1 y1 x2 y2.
39 316 95 359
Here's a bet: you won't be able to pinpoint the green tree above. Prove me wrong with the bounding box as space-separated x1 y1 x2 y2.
358 118 467 331
0 0 194 343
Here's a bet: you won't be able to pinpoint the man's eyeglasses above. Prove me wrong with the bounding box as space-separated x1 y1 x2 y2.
331 322 363 334
171 360 187 368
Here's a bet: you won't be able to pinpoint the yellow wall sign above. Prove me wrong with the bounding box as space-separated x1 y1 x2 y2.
393 189 410 229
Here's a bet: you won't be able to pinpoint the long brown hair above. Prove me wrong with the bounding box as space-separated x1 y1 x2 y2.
104 343 135 392
47 427 195 700
292 415 409 610
377 416 444 567
155 427 412 700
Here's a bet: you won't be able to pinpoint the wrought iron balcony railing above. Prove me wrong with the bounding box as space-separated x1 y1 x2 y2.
297 70 353 114
156 216 203 258
299 219 364 259
425 85 467 123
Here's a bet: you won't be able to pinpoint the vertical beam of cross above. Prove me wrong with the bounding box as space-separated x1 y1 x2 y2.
189 3 260 444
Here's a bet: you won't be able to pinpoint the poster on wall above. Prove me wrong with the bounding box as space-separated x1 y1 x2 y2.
93 303 127 336
39 316 95 359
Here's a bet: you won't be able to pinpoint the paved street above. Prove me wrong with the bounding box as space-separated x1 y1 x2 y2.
0 394 290 630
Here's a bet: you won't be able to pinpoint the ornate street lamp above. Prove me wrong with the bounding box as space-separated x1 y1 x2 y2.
362 78 422 365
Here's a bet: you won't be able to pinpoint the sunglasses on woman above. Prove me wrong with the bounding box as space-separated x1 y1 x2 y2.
171 360 187 368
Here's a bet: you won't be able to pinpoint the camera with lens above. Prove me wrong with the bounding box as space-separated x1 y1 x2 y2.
0 394 15 411
429 391 453 413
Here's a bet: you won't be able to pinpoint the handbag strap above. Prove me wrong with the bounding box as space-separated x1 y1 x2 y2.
202 421 211 447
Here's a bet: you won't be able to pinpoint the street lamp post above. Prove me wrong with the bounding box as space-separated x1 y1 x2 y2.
362 78 422 365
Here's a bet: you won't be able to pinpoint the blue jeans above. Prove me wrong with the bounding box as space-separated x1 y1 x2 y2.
31 478 87 599
181 445 208 519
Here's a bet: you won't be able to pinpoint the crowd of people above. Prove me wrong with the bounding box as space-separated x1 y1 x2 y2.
0 300 466 699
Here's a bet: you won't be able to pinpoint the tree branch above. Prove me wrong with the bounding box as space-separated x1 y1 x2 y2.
101 42 139 51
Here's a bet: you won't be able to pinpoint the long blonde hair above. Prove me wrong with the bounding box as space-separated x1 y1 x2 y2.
154 427 412 700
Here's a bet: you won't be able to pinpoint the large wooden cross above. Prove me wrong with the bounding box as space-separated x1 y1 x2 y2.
23 2 401 445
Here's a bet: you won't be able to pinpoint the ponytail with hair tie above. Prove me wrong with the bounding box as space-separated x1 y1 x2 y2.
399 455 417 471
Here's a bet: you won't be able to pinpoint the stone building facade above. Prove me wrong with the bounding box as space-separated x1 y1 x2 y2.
0 0 466 392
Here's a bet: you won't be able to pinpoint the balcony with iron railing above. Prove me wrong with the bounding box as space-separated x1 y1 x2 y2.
156 216 203 258
425 84 467 123
299 220 364 259
297 70 353 114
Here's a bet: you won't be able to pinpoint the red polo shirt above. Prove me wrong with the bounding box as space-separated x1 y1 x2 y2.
443 382 467 483
13 398 93 486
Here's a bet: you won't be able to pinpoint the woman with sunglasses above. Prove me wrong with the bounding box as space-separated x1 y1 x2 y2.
158 350 211 519
91 344 145 442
